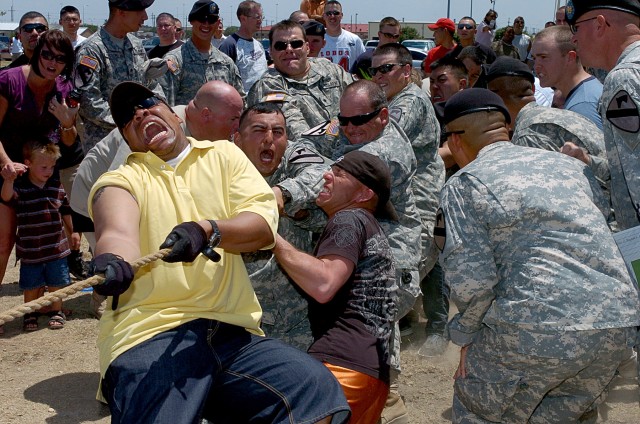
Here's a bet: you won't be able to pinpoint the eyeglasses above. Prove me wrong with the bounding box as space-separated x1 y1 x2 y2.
157 24 175 29
123 96 164 126
457 24 475 30
175 27 183 32
368 63 404 76
247 14 263 20
272 39 305 51
569 16 607 33
41 50 67 64
442 129 465 138
324 11 341 17
22 23 48 33
194 15 219 24
337 108 382 126
380 32 400 39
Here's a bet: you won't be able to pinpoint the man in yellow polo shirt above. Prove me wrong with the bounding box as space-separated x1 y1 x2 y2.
88 81 350 424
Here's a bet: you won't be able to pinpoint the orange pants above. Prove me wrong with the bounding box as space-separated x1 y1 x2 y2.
324 363 389 424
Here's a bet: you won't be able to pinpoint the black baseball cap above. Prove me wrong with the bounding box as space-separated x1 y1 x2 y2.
333 150 399 221
443 88 511 125
109 81 164 131
566 0 640 25
108 0 154 11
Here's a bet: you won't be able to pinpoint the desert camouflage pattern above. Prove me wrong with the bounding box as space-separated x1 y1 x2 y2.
388 83 445 276
161 40 245 106
599 40 640 230
247 58 354 140
74 27 164 152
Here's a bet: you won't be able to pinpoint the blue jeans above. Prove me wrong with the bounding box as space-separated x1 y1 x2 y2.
420 261 449 336
102 319 350 424
19 257 70 290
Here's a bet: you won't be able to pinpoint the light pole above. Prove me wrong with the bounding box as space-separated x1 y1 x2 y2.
230 5 233 27
276 3 278 23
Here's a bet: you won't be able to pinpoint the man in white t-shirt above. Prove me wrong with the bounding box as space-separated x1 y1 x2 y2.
512 16 531 63
59 5 87 48
319 0 365 71
211 16 227 48
219 1 268 93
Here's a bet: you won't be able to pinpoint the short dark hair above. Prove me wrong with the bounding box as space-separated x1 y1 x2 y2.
379 17 400 28
269 20 306 43
431 56 468 80
373 43 412 66
60 6 80 19
459 16 476 25
325 1 342 11
156 12 176 24
238 102 285 130
237 1 261 19
19 11 47 28
31 29 75 79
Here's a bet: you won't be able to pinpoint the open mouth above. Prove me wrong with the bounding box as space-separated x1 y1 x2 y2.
143 121 168 145
260 149 274 163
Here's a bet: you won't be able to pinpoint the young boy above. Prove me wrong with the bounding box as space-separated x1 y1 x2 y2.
1 141 72 331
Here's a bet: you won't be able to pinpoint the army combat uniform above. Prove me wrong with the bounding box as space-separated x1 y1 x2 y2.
440 142 640 423
74 27 164 152
247 58 354 142
243 141 331 350
161 40 245 107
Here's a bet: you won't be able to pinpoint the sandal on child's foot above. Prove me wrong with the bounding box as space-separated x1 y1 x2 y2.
47 311 66 330
23 313 39 332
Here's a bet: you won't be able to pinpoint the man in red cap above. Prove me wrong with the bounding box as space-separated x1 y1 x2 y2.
423 18 457 77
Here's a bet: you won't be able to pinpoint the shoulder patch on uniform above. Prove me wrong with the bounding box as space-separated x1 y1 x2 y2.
302 120 331 137
434 208 446 252
79 55 98 69
325 118 340 136
606 90 640 133
167 59 179 74
263 92 287 103
389 107 403 122
289 146 325 163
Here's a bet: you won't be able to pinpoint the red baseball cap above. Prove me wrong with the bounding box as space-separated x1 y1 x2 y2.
428 18 455 32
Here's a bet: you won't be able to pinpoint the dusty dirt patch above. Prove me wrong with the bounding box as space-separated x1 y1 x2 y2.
1 247 639 423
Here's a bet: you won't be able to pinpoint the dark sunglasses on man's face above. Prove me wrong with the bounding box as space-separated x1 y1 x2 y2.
458 24 475 30
337 108 382 126
22 23 48 33
124 97 164 126
195 15 219 24
176 28 183 32
272 39 305 51
325 11 341 16
41 50 67 64
380 32 400 39
368 63 403 77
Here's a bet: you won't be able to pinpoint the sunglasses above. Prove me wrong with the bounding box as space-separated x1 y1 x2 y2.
514 20 524 25
41 50 67 64
368 63 404 77
22 23 48 33
380 31 400 39
272 39 305 51
123 96 164 126
325 11 341 16
442 129 465 138
176 28 183 32
194 15 219 24
458 24 475 30
337 108 382 126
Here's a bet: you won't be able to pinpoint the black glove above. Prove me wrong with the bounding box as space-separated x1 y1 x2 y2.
91 253 134 310
160 221 208 262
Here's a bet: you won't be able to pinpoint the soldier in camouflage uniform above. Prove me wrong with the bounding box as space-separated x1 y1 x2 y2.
234 103 332 350
371 43 449 358
74 0 164 153
486 57 611 190
567 0 640 231
247 20 354 144
439 88 640 423
161 1 245 107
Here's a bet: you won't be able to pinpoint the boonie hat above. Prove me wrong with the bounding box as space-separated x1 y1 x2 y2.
565 0 640 25
333 151 399 221
443 88 511 126
303 20 326 37
485 56 534 84
188 0 220 22
108 0 154 11
428 18 456 32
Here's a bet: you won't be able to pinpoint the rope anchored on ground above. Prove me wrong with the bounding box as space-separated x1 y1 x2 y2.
0 248 171 326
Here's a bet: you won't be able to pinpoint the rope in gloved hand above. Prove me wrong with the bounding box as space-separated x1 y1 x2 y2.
0 248 171 326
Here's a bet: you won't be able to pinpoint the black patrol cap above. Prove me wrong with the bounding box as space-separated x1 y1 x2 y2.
565 0 640 25
110 81 164 131
303 20 326 37
443 88 511 125
333 151 399 222
485 56 534 84
188 0 220 22
108 0 155 11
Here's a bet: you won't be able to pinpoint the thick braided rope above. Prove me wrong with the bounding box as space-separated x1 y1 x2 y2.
0 248 171 326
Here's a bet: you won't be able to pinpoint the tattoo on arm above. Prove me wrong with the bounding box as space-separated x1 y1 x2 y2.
92 187 107 206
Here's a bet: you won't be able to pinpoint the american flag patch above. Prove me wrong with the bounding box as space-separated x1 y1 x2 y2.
79 55 98 69
325 118 339 136
264 92 287 102
167 59 178 73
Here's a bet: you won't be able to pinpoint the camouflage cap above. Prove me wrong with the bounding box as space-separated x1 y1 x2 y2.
443 88 511 125
108 0 155 11
566 0 640 25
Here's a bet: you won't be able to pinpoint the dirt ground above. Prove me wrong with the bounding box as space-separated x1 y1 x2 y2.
1 244 639 423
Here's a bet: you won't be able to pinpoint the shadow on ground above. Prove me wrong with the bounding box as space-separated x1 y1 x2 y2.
24 372 110 423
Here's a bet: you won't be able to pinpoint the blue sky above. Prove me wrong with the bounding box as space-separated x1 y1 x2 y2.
0 1 563 34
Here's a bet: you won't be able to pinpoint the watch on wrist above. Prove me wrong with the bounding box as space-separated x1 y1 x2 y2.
202 220 222 262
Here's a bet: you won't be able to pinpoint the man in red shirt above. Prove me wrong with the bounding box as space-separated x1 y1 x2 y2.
423 18 457 76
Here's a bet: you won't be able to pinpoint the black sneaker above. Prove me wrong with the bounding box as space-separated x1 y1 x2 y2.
68 250 90 279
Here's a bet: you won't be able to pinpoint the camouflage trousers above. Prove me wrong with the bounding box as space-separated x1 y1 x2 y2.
452 325 636 423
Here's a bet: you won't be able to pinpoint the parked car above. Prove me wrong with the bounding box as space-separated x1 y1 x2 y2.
406 47 427 69
401 39 435 52
365 39 379 49
142 37 159 54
